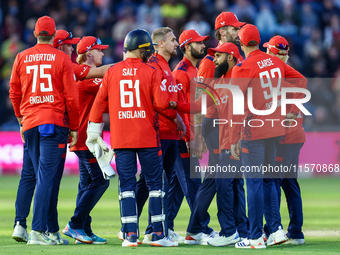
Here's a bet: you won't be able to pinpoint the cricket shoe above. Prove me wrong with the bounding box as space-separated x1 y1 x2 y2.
27 230 56 245
184 232 211 245
266 227 288 246
262 230 268 244
75 234 107 244
12 221 28 243
208 230 219 238
284 238 305 245
142 233 153 244
208 231 240 247
48 231 69 245
150 233 178 247
122 233 138 247
168 229 185 243
62 223 92 244
235 237 266 249
118 231 141 244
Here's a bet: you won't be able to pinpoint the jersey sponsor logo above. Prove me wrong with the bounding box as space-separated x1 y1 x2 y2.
168 83 182 92
93 78 102 85
24 54 56 63
118 110 146 119
160 79 182 92
215 94 228 106
29 95 54 104
160 79 167 91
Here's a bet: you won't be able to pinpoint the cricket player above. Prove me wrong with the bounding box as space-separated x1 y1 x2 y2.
134 27 185 244
172 43 248 246
87 29 177 247
53 29 113 79
184 12 247 245
12 29 112 245
62 36 110 245
230 24 306 249
170 29 210 240
9 16 79 245
205 43 248 246
264 35 306 245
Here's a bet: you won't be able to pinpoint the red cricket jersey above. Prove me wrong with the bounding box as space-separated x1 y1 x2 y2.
176 69 235 150
9 44 79 131
173 56 197 142
198 52 244 119
148 53 179 140
282 70 307 144
229 49 306 144
73 63 90 81
88 57 170 149
197 55 218 118
71 64 103 151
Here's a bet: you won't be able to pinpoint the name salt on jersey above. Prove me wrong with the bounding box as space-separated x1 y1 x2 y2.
122 68 138 76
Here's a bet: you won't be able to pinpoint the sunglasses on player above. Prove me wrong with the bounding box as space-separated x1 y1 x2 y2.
57 32 73 45
85 38 102 52
268 43 290 51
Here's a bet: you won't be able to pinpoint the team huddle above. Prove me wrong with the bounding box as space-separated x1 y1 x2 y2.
9 12 307 249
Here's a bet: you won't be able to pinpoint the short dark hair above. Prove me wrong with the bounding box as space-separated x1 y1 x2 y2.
215 26 228 40
181 42 192 54
247 40 258 46
226 53 237 64
37 32 54 43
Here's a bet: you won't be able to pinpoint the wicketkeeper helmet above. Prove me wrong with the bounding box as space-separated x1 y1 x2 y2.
124 29 155 62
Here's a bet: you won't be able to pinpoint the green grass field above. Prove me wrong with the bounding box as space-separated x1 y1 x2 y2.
0 176 339 254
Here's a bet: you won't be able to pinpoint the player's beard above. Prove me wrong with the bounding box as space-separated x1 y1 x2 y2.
226 31 239 46
214 58 229 78
170 49 177 57
191 46 205 59
166 47 177 57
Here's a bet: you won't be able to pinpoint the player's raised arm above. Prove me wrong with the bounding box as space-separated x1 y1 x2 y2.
88 71 110 123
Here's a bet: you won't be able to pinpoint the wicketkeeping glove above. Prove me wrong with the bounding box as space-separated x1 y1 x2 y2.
94 143 116 180
86 122 107 157
86 122 116 179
